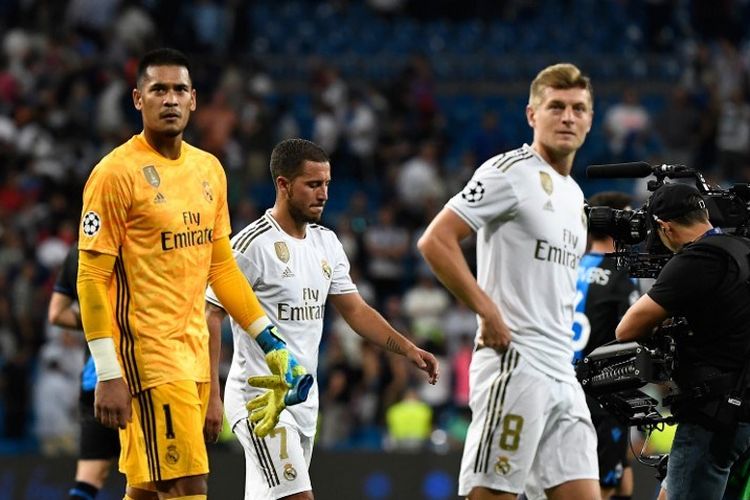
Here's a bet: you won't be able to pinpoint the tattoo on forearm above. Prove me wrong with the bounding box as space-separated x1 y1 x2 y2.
385 336 404 355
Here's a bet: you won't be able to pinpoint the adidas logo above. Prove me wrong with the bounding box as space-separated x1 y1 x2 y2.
543 199 554 212
154 192 166 204
281 267 295 278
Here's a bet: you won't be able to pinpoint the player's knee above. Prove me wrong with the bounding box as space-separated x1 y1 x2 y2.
76 459 116 489
154 474 208 496
467 487 517 500
125 484 159 500
93 459 115 485
282 491 314 500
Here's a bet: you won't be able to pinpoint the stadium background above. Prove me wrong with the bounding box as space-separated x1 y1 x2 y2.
0 0 747 498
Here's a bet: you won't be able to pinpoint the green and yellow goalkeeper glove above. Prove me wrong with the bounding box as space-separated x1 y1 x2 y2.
247 326 313 437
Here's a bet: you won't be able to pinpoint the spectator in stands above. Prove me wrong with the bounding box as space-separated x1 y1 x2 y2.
364 206 410 302
473 111 508 162
312 100 341 162
193 88 238 157
451 334 473 409
402 272 451 343
319 335 358 448
716 87 750 182
385 387 433 450
33 329 83 456
654 86 701 168
396 140 446 223
345 89 378 180
604 88 651 159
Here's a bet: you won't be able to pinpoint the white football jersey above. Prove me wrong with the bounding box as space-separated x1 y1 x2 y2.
446 144 586 383
206 210 357 436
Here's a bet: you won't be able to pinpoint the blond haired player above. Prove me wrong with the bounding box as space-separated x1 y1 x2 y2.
418 63 600 500
77 48 310 500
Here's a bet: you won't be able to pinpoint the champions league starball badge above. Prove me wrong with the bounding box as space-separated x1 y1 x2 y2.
82 211 101 237
462 179 485 203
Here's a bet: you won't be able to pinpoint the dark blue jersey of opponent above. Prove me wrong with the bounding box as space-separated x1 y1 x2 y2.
53 242 96 391
572 252 639 362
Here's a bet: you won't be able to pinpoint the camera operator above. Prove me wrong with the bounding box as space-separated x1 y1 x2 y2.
616 182 750 500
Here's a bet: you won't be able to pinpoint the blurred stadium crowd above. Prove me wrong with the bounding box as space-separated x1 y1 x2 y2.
1 0 750 456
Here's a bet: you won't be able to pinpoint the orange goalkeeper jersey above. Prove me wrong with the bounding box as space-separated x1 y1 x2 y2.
79 133 231 393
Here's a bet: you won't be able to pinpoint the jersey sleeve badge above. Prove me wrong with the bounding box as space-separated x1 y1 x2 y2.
81 211 102 237
461 179 485 203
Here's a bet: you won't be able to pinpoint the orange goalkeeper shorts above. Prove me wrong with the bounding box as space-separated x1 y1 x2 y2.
119 380 210 485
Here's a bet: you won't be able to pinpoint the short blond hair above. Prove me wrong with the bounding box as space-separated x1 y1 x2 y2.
529 63 593 109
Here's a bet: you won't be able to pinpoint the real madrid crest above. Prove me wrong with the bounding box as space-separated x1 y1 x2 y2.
202 180 213 202
165 444 180 465
274 241 290 263
321 259 332 280
539 171 553 196
494 455 511 475
283 463 297 481
143 165 160 187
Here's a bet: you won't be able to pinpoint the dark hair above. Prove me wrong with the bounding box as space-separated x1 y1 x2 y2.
588 191 632 240
137 48 191 88
270 139 329 181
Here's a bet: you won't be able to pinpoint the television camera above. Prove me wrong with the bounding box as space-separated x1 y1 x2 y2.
577 162 750 476
585 161 750 279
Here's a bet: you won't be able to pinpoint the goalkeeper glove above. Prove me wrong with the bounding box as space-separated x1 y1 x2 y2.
247 326 313 437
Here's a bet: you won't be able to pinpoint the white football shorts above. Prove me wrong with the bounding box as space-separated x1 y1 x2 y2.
234 415 314 500
458 346 598 498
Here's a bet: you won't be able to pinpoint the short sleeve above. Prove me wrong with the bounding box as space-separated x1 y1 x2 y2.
54 242 79 300
212 158 231 241
78 163 132 255
445 161 520 231
329 236 358 295
647 250 724 313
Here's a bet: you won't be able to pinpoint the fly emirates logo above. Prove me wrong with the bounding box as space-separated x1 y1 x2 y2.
277 287 324 321
533 228 579 270
161 211 213 251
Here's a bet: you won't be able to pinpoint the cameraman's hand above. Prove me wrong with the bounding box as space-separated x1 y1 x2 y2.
478 306 511 352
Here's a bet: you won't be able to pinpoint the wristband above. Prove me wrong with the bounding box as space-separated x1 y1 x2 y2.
88 337 122 381
246 316 273 338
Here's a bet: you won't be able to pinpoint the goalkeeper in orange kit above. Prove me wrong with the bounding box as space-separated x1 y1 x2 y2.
77 48 310 500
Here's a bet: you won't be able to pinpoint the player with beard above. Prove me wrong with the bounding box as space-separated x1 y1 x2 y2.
205 138 439 500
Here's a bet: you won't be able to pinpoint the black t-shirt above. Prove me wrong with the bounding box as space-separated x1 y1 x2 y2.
53 241 78 301
648 235 750 377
